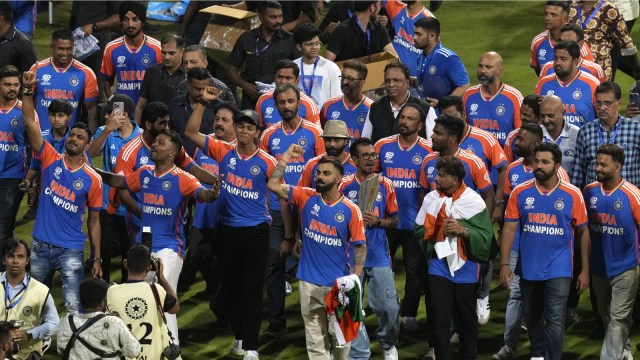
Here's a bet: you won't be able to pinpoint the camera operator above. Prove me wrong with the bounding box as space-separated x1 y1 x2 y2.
107 245 179 359
0 321 14 359
0 238 58 360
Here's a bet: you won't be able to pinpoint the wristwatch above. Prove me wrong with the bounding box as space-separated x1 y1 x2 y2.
93 257 102 263
27 332 33 341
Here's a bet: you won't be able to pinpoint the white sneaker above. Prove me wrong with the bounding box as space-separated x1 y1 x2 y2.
449 332 460 345
383 346 398 360
530 357 544 360
422 348 436 360
477 296 490 325
285 281 292 296
244 350 259 360
623 348 634 360
401 316 418 332
230 340 244 356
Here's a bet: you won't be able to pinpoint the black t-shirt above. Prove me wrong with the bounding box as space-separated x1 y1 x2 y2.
326 17 391 62
0 26 36 74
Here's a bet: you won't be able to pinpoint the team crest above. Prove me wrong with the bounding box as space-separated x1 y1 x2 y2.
428 65 437 74
572 90 582 100
311 203 320 216
265 107 274 115
41 74 51 85
348 190 357 200
466 145 475 154
69 75 79 87
73 179 83 190
250 165 260 175
335 213 345 223
554 199 564 210
496 105 505 116
524 197 535 209
162 181 171 191
22 306 32 316
376 192 383 202
140 157 149 165
141 55 151 66
298 138 308 147
614 200 623 211
142 177 150 189
10 117 19 127
124 297 148 320
412 154 422 164
358 114 366 124
331 111 340 119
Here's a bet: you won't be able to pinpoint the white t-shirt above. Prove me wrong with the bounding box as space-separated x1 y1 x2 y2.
295 56 342 108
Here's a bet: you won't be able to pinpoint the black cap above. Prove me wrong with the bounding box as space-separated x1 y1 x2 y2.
235 109 259 126
98 94 135 117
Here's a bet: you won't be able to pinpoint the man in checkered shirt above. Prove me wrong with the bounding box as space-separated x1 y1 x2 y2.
571 81 640 189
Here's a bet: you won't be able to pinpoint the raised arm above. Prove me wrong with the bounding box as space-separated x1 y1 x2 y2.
185 86 220 151
267 144 305 199
21 71 44 151
91 166 128 189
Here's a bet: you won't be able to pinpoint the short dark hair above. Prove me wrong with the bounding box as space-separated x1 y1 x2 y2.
522 94 542 117
141 101 170 128
183 45 207 60
534 142 562 164
439 95 464 114
519 122 543 142
161 33 185 49
214 102 240 120
1 238 30 260
595 81 622 100
597 144 625 167
384 62 410 81
560 23 584 42
415 17 441 37
52 28 73 42
0 65 20 82
257 1 282 14
546 0 570 14
79 278 108 310
275 60 300 78
0 3 12 21
436 156 466 182
293 23 321 44
48 99 74 115
350 137 374 157
126 245 152 274
435 114 466 143
318 156 344 176
400 103 427 124
187 67 211 82
274 83 300 102
156 129 183 151
554 40 581 60
353 1 377 12
71 122 92 139
343 60 368 80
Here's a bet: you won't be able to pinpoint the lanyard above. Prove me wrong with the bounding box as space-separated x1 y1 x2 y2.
254 36 271 56
577 0 604 29
300 57 319 97
3 276 29 316
354 16 371 55
598 123 619 145
347 9 353 18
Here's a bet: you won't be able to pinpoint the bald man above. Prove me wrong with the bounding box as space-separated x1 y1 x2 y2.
462 52 524 148
539 95 579 172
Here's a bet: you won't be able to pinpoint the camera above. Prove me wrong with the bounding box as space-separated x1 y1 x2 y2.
161 343 180 360
9 320 23 329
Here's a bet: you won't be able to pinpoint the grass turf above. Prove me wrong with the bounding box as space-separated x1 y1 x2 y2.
21 1 640 359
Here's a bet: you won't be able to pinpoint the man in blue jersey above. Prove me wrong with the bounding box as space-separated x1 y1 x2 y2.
268 144 367 360
21 70 103 313
501 142 590 360
413 17 470 107
88 94 141 282
0 65 27 244
585 144 640 360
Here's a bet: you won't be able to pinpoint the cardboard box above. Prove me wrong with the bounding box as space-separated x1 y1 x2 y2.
335 52 399 92
199 5 260 66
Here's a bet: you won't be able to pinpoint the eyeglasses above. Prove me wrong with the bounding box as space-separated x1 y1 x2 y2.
595 101 616 109
302 41 323 48
339 76 362 82
357 153 379 160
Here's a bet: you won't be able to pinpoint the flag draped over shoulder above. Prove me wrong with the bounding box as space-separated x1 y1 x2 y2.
324 274 365 346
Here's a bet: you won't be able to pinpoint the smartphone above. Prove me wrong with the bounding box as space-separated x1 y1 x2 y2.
113 101 124 117
630 93 640 108
142 226 152 248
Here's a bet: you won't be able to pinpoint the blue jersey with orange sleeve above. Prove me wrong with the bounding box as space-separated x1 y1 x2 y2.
193 148 221 230
340 174 398 267
539 59 606 83
584 181 640 278
289 186 366 286
101 35 162 104
30 58 98 129
255 91 320 128
33 142 103 249
420 149 492 194
375 135 432 230
530 30 595 72
125 165 203 257
459 125 507 184
298 154 356 189
205 135 276 227
503 129 519 164
463 84 523 147
534 71 600 127
0 100 27 179
505 179 588 280
320 95 372 150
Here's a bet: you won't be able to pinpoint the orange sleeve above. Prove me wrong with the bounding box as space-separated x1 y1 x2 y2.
255 96 266 128
348 204 366 243
179 172 202 198
383 0 405 20
124 167 143 193
534 79 544 95
205 135 231 163
512 96 522 129
504 166 514 197
36 142 58 169
419 159 429 190
304 99 321 125
384 180 398 216
504 187 521 220
176 147 195 170
489 141 507 168
315 134 325 156
504 133 515 163
259 131 271 154
101 46 114 77
571 190 588 226
298 160 313 187
87 172 103 209
290 185 314 209
470 158 492 191
82 67 99 100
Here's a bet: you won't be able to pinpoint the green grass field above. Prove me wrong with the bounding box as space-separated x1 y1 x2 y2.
20 1 640 359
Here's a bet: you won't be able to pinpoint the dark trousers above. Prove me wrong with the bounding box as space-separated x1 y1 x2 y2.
265 210 286 328
611 19 637 81
0 179 24 245
386 228 428 317
99 211 130 282
190 227 219 293
218 223 270 351
429 275 478 360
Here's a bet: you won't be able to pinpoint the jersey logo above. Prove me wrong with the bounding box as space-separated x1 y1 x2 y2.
358 114 366 124
140 156 149 165
141 54 152 66
589 196 597 208
143 177 150 189
383 152 394 163
429 65 437 74
465 145 475 154
539 49 546 57
266 107 274 116
162 181 171 191
10 117 19 127
427 167 434 175
73 179 83 190
22 306 32 316
69 75 79 87
229 157 237 169
117 56 126 66
125 297 148 320
376 192 383 202
614 200 623 211
335 212 345 223
250 165 260 175
546 90 555 96
572 90 582 100
311 203 320 217
511 173 519 184
41 74 52 85
110 144 116 149
331 111 340 119
298 138 308 147
496 105 505 116
469 103 478 115
524 196 535 209
53 167 62 180
272 138 280 148
412 155 422 164
348 190 357 200
554 199 564 210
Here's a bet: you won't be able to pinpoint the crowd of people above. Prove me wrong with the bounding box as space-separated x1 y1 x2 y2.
0 0 640 359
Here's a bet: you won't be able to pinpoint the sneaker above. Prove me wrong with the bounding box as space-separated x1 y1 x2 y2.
477 296 490 325
263 324 286 338
285 281 292 296
531 357 544 360
383 346 398 360
491 345 517 360
401 316 418 332
422 348 436 360
42 337 51 353
244 350 259 360
623 348 634 360
565 307 580 327
230 340 244 356
449 332 459 345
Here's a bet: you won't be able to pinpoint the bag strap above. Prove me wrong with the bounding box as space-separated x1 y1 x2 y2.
150 283 176 344
62 313 108 359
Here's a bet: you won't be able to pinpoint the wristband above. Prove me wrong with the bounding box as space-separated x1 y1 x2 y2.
501 263 510 267
21 87 33 96
496 200 505 207
283 236 295 244
93 257 102 263
375 218 382 227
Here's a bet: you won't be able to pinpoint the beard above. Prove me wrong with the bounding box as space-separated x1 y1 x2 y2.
513 146 529 158
534 169 554 181
315 181 333 194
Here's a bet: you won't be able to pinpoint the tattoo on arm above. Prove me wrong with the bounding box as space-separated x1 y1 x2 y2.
354 244 366 266
281 185 290 197
271 162 286 181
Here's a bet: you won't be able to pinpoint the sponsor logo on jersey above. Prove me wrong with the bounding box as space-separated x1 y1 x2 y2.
524 196 535 209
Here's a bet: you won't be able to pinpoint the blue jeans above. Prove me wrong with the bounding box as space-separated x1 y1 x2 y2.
478 261 493 298
521 277 571 359
30 239 84 312
0 179 24 244
349 266 400 359
504 249 522 350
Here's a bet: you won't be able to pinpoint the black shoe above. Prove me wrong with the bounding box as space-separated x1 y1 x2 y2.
263 325 286 338
565 308 580 327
